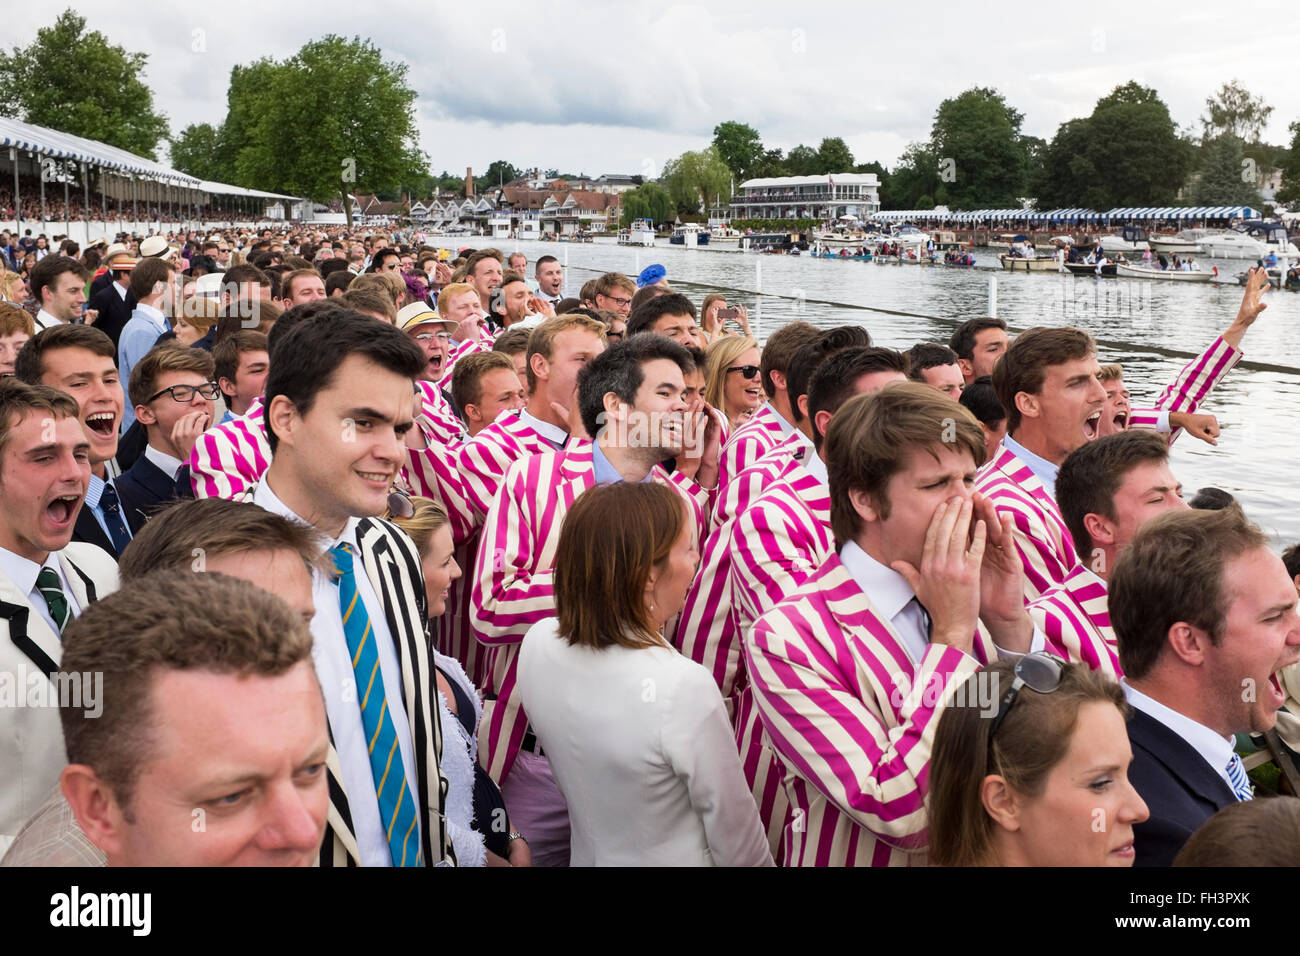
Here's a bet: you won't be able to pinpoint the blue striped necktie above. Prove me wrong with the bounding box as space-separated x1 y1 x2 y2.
329 543 423 866
1226 753 1253 802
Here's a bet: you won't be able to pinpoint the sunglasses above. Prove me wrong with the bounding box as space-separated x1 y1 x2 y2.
387 488 415 518
987 652 1064 751
727 365 760 379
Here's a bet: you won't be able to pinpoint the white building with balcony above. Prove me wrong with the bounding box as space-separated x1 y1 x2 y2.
730 173 880 221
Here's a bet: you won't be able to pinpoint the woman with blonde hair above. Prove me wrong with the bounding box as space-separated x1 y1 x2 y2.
703 334 763 430
517 482 772 867
389 494 531 867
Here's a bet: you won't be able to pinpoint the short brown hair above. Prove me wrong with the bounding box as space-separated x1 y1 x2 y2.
1097 363 1124 384
339 287 398 323
929 659 1127 866
14 323 116 384
593 272 635 299
1111 505 1267 680
1055 430 1170 556
759 321 820 399
59 571 315 812
0 301 35 337
492 327 530 357
555 482 686 650
524 313 607 392
451 350 517 412
499 269 526 289
118 497 327 585
0 377 80 458
466 249 502 277
281 268 322 301
991 326 1095 433
127 343 216 409
826 383 986 547
29 255 87 305
213 329 269 400
1173 797 1300 866
128 257 174 301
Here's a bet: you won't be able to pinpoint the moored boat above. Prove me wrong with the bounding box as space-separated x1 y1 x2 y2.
617 219 656 247
1099 224 1150 255
1000 254 1062 272
669 223 711 246
1064 261 1118 277
1116 263 1217 282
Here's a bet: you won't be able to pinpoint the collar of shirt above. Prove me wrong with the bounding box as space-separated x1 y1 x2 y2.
36 309 62 328
134 302 168 332
592 440 651 484
770 404 796 438
252 477 356 552
144 445 185 481
803 448 829 488
85 472 106 510
839 540 916 622
519 407 567 449
1122 680 1236 786
1002 434 1059 498
0 546 60 600
113 283 129 300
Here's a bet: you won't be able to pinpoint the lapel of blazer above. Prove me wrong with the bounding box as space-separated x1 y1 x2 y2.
320 738 361 867
991 445 1058 515
72 504 116 557
1128 707 1236 809
0 567 62 680
57 550 99 610
354 516 453 866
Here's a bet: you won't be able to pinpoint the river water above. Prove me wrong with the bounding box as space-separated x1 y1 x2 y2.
457 236 1300 546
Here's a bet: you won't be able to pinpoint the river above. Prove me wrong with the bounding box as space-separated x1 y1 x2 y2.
454 235 1300 547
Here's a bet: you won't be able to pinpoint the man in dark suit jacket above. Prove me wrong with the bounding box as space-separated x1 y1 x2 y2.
84 253 137 351
1110 506 1300 866
115 340 212 533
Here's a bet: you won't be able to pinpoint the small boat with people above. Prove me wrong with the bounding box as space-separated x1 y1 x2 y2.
1116 262 1218 282
707 223 745 246
812 250 873 261
943 250 977 267
1064 261 1118 277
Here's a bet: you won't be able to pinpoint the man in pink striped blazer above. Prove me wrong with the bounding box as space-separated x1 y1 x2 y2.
437 282 495 387
978 326 1106 602
1029 429 1189 677
439 314 606 685
471 335 719 866
727 348 907 858
715 322 819 505
746 385 1039 866
1100 266 1270 445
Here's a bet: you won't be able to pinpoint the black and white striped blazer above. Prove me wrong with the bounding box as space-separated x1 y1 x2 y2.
317 515 455 867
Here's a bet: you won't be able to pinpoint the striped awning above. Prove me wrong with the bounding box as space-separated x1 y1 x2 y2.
0 114 199 184
1102 206 1260 220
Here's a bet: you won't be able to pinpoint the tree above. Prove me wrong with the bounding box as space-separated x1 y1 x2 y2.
476 160 519 194
784 144 817 176
620 182 674 227
662 147 732 218
224 36 423 228
1276 122 1300 208
887 143 940 209
0 9 168 158
1191 135 1264 206
929 87 1031 208
813 137 855 174
1085 82 1193 207
751 147 787 178
712 121 764 183
169 123 226 182
1202 80 1273 144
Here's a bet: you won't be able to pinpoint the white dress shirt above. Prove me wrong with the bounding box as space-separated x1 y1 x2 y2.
1122 681 1238 796
517 618 773 867
518 408 567 449
839 541 1045 663
252 478 421 866
0 548 82 637
34 309 62 332
143 445 184 482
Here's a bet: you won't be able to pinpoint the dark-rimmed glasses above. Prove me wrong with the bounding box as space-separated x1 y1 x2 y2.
146 381 221 403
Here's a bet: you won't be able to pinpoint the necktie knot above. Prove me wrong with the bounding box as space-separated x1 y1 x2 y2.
328 543 355 580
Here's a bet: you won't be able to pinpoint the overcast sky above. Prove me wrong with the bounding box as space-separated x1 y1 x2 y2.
9 1 1299 182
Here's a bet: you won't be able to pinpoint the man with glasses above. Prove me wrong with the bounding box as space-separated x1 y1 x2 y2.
115 346 215 531
592 272 636 319
369 248 401 274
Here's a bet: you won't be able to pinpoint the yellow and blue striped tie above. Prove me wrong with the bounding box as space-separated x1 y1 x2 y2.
330 544 423 867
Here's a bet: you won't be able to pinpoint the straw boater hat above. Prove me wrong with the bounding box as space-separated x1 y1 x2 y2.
102 243 136 272
139 235 176 258
396 302 457 334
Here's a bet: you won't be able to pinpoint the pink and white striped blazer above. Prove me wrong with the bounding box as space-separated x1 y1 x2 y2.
435 412 559 687
974 443 1078 603
676 430 811 720
715 403 789 527
471 441 709 783
439 329 495 388
746 556 995 866
1127 335 1241 443
189 396 270 499
728 465 834 859
1027 564 1119 678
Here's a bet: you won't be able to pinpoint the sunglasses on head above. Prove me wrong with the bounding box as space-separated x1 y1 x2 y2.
727 365 760 379
987 652 1064 754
